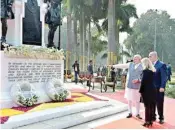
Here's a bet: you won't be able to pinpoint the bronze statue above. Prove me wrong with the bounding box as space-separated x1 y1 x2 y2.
0 0 14 49
44 0 61 48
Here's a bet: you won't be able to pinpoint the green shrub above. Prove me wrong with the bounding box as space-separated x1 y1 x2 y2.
165 87 175 99
169 82 175 85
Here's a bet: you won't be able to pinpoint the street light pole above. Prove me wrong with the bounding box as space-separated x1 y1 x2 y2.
154 18 157 51
154 9 158 52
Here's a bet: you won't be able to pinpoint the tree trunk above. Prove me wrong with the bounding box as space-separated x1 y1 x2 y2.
82 11 86 71
80 7 83 71
88 21 91 63
107 0 116 76
116 23 119 63
66 0 72 73
73 13 77 62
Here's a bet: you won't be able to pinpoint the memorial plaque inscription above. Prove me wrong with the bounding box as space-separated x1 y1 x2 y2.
8 62 61 83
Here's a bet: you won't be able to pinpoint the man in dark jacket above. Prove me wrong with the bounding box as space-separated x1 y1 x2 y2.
1 0 14 48
72 60 79 84
87 60 93 75
87 60 93 86
166 63 172 81
149 51 167 124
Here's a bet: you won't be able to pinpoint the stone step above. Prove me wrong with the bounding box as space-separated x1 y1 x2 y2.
1 101 113 129
16 102 128 129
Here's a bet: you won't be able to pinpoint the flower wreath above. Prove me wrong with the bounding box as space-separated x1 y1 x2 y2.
10 82 39 107
46 79 70 101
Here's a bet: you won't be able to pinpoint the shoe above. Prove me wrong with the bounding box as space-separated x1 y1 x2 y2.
152 118 156 121
126 113 132 118
159 120 164 124
142 122 153 127
136 114 142 119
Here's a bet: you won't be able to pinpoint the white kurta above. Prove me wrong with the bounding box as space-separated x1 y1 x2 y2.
124 87 141 102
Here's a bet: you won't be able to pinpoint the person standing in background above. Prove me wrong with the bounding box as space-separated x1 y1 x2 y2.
166 63 172 81
87 60 93 87
72 61 79 84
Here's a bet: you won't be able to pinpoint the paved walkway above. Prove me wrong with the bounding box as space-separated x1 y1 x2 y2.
70 84 175 129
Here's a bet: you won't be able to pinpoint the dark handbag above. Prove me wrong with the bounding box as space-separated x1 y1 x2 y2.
45 10 51 24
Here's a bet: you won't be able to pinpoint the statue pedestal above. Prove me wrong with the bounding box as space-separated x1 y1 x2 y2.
0 51 64 109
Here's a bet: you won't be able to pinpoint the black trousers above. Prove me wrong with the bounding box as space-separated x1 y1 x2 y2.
145 103 154 122
1 18 7 39
153 88 164 120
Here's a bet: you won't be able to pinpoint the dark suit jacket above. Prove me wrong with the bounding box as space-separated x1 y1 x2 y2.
72 63 79 73
167 65 172 76
154 60 167 89
87 64 93 75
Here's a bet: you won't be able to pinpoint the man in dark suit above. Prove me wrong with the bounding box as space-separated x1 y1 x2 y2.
149 51 167 124
167 63 172 81
72 60 80 84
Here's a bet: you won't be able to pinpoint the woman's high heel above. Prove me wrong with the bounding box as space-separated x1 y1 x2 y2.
149 122 153 127
142 122 153 127
142 122 150 127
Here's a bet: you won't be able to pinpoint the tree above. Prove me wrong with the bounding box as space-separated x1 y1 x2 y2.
124 10 175 65
102 0 138 64
63 0 107 71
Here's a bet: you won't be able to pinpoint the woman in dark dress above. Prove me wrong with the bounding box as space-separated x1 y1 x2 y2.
140 58 156 127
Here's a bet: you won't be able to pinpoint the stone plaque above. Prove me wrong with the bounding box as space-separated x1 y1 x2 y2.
23 0 42 46
0 52 64 108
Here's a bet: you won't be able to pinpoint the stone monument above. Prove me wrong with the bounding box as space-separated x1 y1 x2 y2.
0 47 64 109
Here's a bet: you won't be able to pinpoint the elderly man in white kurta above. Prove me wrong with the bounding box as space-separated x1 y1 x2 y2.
109 55 143 119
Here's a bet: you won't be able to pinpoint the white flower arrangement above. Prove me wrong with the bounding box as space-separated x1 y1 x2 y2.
46 78 70 101
4 45 65 60
18 94 38 107
10 82 39 107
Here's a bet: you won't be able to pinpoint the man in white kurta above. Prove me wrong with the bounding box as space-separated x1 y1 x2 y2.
109 55 143 119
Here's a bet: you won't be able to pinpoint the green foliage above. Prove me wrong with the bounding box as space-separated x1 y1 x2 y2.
169 82 175 85
102 0 138 33
165 87 175 99
91 35 107 56
124 10 175 65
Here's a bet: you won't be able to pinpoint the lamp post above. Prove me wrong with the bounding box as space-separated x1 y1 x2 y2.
154 9 158 51
58 0 62 50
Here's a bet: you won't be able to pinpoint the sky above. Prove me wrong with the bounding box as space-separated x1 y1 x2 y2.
120 0 175 43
